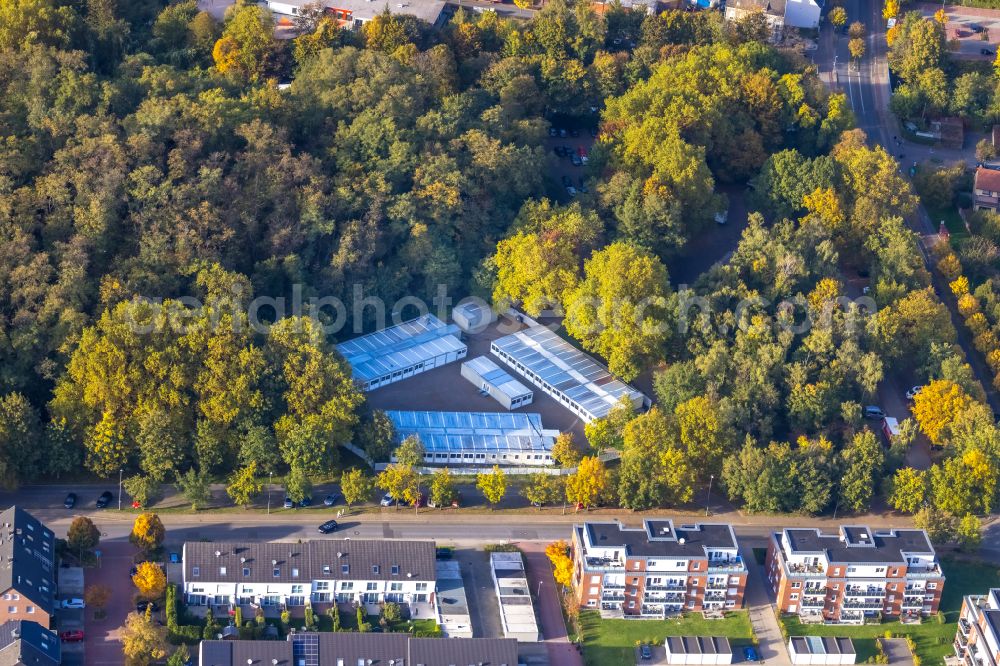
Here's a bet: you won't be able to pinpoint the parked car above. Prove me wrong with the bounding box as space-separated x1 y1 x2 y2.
63 493 76 509
428 493 461 509
571 154 582 167
60 598 85 609
566 185 577 196
380 493 395 507
639 644 652 660
135 600 159 613
863 405 886 419
570 128 580 137
59 630 84 642
436 546 454 560
971 23 985 32
743 646 760 662
318 520 339 534
323 493 341 507
906 385 925 401
578 178 589 194
299 496 313 507
982 48 995 56
95 491 113 509
283 497 295 509
558 128 567 138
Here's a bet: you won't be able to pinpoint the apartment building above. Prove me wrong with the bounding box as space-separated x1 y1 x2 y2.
954 588 1000 666
182 540 436 618
766 526 943 624
0 508 56 629
0 620 60 665
571 520 747 618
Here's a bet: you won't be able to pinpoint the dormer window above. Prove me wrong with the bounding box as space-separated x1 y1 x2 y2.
273 569 280 578
192 567 200 577
391 565 400 575
243 568 251 577
220 567 227 576
373 565 380 574
342 564 349 574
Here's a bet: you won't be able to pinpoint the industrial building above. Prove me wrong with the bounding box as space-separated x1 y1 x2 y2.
461 356 533 410
336 314 466 392
664 637 734 665
386 410 558 466
490 552 541 642
451 301 494 333
787 637 857 664
491 325 647 423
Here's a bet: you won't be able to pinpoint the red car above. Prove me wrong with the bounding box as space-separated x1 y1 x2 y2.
60 630 84 642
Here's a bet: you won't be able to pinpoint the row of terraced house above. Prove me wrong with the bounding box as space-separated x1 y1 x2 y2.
569 519 944 624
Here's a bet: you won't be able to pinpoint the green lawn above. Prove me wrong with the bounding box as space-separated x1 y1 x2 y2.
781 557 1000 665
926 206 970 245
578 610 754 666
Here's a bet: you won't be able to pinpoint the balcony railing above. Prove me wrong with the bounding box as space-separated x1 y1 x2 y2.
960 618 972 636
845 588 884 597
707 556 746 573
786 562 825 575
705 593 726 602
905 564 942 578
842 600 883 609
707 581 728 590
604 583 625 590
646 583 686 591
802 598 825 608
584 559 625 572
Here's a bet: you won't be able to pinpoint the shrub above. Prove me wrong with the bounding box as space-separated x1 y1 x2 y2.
234 606 242 628
951 275 971 297
280 610 291 629
483 543 521 553
328 605 341 631
958 293 981 316
937 253 962 280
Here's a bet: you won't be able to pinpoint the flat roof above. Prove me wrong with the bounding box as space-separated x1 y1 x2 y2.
491 326 646 420
580 520 740 559
789 636 855 655
267 0 447 25
336 314 466 383
464 356 533 400
782 526 936 564
665 636 733 656
490 552 539 640
387 410 558 454
435 561 472 637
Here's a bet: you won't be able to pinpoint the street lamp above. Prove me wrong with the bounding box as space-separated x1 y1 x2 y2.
705 474 715 516
118 469 123 511
536 580 543 598
267 471 273 515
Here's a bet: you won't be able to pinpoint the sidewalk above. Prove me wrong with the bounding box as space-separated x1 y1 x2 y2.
519 542 585 666
744 563 791 666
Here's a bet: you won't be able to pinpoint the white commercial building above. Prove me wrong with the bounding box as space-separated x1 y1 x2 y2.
386 410 558 466
265 0 447 28
490 552 540 642
461 356 533 410
451 301 494 333
664 637 734 664
491 325 647 423
336 314 466 392
783 0 822 28
181 540 437 617
788 637 856 664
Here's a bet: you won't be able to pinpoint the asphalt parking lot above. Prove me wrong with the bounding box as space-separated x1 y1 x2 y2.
455 548 504 639
917 2 1000 59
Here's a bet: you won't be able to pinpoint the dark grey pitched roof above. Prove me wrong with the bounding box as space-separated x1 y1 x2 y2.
409 637 518 666
314 633 408 665
184 540 436 584
199 639 294 666
582 521 738 558
0 508 55 616
783 527 935 564
0 621 60 666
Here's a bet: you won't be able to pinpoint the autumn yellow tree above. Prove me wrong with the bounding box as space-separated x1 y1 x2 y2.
132 561 167 600
545 540 574 588
129 513 165 554
477 465 507 510
551 432 582 468
913 379 974 445
121 610 168 666
565 456 609 511
882 0 899 19
375 463 420 511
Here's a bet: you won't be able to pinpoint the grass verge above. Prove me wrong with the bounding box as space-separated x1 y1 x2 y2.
578 610 753 666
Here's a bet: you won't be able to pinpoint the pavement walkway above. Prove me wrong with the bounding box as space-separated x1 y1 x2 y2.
744 561 791 666
519 542 585 666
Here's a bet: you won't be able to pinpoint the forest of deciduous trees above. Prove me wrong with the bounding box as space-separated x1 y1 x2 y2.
0 0 995 532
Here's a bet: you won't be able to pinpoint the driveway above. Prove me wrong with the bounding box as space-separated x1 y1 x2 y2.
744 554 791 666
519 542 585 666
456 549 504 639
84 542 138 666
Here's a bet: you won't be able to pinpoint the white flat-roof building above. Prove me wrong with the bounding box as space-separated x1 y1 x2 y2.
265 0 447 28
664 637 734 664
461 356 533 411
436 561 473 638
491 325 647 423
490 552 540 642
336 315 466 392
386 410 558 466
451 301 494 333
788 637 856 664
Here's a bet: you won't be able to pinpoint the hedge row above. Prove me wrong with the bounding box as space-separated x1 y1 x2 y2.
937 246 1000 391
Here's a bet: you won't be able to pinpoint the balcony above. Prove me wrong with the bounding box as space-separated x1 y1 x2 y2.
602 593 625 602
585 558 625 572
960 618 972 637
842 600 884 610
707 581 728 590
785 561 826 576
802 598 825 608
902 597 924 608
845 587 884 597
906 563 943 578
803 588 826 596
646 583 686 591
604 583 625 590
705 592 726 602
707 556 746 573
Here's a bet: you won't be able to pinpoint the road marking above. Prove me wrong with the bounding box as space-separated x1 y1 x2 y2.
855 70 865 114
